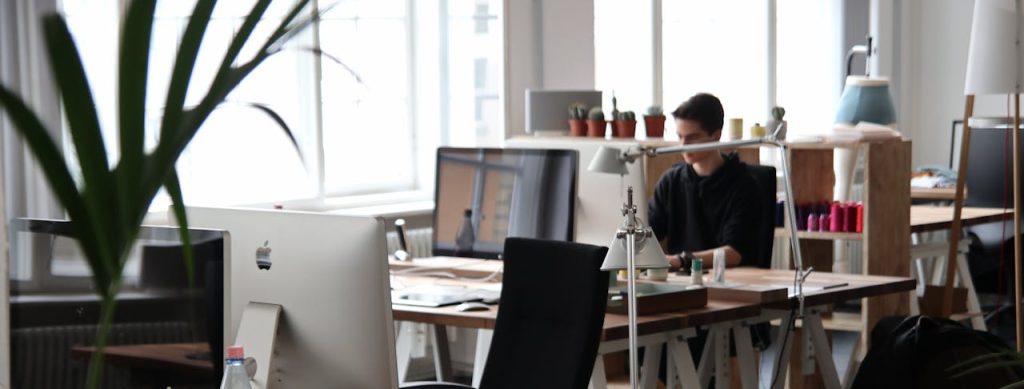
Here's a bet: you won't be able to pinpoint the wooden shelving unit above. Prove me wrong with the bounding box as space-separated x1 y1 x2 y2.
774 228 862 241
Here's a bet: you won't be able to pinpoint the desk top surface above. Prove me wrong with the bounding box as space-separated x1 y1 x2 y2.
681 268 916 309
910 205 1013 233
70 342 215 377
390 265 914 337
390 276 759 340
910 187 957 201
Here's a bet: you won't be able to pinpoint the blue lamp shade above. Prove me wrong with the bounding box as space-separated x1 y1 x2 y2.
834 76 897 126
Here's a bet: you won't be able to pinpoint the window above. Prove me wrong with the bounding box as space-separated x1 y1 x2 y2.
596 0 842 141
60 0 504 210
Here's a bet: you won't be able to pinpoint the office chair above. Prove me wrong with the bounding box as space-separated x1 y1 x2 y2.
956 124 1023 297
746 164 778 269
401 238 610 389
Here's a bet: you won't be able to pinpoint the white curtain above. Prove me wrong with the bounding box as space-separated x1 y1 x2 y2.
1 2 63 383
1 0 64 224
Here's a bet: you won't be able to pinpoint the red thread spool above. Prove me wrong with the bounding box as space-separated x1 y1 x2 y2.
844 203 857 232
855 203 864 232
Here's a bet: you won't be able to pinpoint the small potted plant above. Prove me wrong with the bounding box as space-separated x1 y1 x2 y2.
568 103 588 136
587 107 607 138
615 111 637 138
610 95 621 136
644 105 666 138
767 106 787 140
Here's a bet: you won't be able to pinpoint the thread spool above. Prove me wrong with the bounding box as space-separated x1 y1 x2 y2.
856 203 864 232
728 118 743 141
819 214 829 233
845 203 858 232
807 213 818 232
829 203 844 232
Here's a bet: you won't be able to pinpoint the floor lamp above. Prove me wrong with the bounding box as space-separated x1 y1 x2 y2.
589 124 810 388
951 0 1023 350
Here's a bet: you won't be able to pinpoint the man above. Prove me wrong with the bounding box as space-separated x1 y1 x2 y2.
648 93 762 272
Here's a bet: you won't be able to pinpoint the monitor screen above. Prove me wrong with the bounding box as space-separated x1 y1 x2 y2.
5 219 225 388
433 147 578 258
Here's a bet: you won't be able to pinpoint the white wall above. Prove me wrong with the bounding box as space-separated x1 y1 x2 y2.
897 0 1021 168
504 0 596 138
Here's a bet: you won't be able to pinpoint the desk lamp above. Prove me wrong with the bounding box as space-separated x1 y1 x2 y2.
589 124 810 389
955 0 1023 350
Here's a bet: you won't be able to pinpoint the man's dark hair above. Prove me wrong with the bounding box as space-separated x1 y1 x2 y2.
671 93 724 135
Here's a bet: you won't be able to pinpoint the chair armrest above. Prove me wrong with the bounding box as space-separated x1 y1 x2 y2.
399 382 475 389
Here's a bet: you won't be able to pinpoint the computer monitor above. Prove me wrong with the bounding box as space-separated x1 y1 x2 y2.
184 207 397 388
505 137 650 247
433 147 578 258
4 218 225 388
949 120 1024 208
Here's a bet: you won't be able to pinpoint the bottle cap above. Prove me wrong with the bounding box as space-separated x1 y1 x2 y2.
227 345 245 359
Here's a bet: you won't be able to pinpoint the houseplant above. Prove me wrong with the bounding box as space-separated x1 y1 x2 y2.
0 0 322 387
587 107 606 138
615 111 637 138
644 105 666 138
568 103 587 136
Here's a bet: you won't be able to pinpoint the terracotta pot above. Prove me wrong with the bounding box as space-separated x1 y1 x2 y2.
644 115 666 138
586 120 607 138
615 120 637 138
568 119 587 136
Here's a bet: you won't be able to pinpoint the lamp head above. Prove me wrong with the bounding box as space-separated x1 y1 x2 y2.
965 0 1023 95
600 227 669 271
588 146 632 175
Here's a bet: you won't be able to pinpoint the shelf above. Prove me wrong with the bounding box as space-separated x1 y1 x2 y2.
774 228 862 240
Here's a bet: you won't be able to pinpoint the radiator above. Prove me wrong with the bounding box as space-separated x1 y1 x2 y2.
386 228 434 259
11 321 195 389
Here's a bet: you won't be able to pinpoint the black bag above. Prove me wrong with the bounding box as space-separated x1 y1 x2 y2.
852 315 1024 389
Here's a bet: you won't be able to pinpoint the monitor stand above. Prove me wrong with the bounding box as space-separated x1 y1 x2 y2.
234 302 282 389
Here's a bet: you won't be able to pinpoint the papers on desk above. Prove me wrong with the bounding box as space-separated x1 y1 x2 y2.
392 285 500 307
767 282 849 297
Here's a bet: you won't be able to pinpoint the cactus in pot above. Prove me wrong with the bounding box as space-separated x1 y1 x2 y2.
644 105 666 138
586 107 607 138
568 103 588 136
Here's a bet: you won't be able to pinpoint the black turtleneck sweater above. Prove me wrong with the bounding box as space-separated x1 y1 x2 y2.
647 152 761 266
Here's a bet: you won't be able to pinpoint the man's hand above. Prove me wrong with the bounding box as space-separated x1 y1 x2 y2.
666 254 681 272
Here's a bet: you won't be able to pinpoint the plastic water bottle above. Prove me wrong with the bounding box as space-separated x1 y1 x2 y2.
220 345 252 389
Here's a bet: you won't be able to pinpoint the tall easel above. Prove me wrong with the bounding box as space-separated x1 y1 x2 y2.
946 94 1022 350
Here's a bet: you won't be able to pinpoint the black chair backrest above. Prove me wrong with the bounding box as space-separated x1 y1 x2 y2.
479 238 609 389
746 164 777 269
962 126 1024 208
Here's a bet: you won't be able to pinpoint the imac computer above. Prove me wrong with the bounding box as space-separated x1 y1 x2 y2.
433 147 578 259
505 137 651 247
4 218 225 388
184 207 397 388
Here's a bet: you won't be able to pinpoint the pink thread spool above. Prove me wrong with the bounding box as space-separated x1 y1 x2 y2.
818 214 829 233
829 203 844 232
807 213 818 231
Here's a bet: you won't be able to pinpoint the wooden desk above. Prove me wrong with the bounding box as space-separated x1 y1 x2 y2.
70 342 216 387
389 256 503 281
391 274 761 389
668 268 915 389
910 205 1012 233
911 187 957 201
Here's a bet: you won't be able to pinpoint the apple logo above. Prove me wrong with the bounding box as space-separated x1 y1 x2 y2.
255 240 272 270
